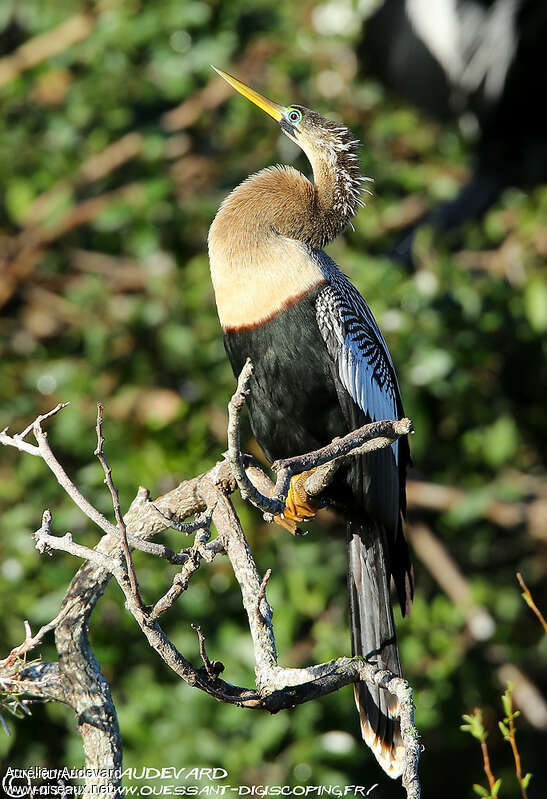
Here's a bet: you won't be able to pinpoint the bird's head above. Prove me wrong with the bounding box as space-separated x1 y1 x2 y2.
212 67 362 177
212 67 369 243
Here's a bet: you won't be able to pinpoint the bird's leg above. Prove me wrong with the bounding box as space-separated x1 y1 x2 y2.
275 469 319 534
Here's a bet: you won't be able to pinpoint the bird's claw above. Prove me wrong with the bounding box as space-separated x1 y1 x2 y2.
274 469 318 534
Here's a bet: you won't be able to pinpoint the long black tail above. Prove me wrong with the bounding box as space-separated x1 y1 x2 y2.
347 518 405 778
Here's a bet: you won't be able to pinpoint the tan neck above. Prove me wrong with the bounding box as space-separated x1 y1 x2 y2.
208 166 326 330
208 143 362 329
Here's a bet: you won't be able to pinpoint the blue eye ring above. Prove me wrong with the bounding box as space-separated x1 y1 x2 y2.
286 107 302 125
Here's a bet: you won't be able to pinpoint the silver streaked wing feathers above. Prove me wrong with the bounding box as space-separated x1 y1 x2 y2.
316 284 399 464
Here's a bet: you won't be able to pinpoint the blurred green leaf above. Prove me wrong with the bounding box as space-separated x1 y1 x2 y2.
5 179 35 223
524 278 547 333
522 773 532 789
498 721 509 740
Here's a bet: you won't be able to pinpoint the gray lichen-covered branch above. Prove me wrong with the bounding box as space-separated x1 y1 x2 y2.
0 363 420 799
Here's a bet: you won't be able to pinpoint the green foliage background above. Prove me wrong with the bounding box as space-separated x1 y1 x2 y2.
0 1 546 797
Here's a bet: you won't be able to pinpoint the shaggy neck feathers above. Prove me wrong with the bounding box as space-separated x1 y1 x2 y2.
299 111 368 247
208 112 368 329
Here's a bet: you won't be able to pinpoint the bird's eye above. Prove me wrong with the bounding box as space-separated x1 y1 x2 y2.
287 108 302 124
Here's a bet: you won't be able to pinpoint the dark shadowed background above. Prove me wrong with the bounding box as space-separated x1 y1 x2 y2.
1 1 546 797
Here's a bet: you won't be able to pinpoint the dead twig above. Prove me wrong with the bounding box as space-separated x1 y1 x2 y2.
2 403 123 540
0 611 67 669
191 625 220 682
226 359 279 515
148 501 214 534
256 568 272 626
94 403 143 608
123 535 188 565
149 528 215 620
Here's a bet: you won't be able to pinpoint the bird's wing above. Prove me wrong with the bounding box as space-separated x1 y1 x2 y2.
315 280 400 460
315 269 413 603
316 274 413 778
315 270 408 539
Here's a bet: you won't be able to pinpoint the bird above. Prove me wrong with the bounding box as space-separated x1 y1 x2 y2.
208 67 413 778
360 0 547 266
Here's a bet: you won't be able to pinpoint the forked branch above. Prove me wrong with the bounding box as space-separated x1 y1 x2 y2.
0 363 420 798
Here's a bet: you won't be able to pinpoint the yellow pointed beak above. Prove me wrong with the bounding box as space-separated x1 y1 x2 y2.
212 66 285 122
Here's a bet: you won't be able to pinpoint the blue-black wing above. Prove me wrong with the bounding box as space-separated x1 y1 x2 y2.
315 262 413 777
315 279 401 464
314 262 412 608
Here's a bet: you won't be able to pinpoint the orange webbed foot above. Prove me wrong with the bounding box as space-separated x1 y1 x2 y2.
274 469 318 534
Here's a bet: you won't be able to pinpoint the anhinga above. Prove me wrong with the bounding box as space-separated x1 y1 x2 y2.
360 0 547 265
208 68 413 778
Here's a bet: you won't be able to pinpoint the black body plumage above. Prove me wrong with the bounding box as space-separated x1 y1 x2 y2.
223 253 412 614
224 284 344 460
222 252 412 773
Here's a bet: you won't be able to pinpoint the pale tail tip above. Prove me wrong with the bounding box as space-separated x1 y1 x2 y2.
361 718 405 779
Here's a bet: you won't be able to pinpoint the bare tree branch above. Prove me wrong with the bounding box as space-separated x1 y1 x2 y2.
149 526 216 620
94 402 143 608
0 369 421 798
1 402 120 538
192 624 222 681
